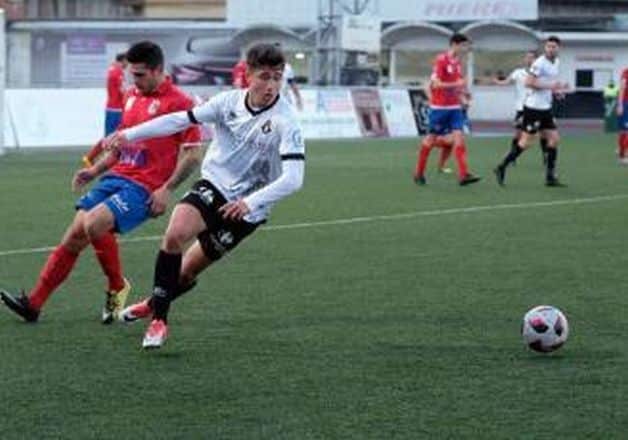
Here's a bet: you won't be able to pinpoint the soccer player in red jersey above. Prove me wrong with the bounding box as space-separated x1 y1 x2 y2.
232 58 249 89
617 68 628 163
82 53 128 168
414 33 480 186
0 41 202 324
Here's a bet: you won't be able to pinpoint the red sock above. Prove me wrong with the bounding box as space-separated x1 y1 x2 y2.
437 141 453 169
29 245 79 310
415 139 434 178
454 143 469 179
91 232 125 292
620 132 628 158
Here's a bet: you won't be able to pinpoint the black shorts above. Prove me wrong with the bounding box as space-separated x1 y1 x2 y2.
513 110 524 131
521 107 557 134
179 179 262 261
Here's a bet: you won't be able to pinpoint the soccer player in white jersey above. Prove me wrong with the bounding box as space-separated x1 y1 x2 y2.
493 50 549 164
494 36 569 187
281 61 303 110
104 43 305 349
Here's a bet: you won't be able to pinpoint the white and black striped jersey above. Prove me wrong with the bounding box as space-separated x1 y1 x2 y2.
123 88 305 223
191 89 305 222
508 67 528 112
524 55 560 110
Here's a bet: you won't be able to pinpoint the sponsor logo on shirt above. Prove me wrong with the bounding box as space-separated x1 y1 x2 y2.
125 96 136 111
148 99 161 115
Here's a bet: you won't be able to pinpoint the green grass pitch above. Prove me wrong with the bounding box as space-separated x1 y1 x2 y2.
0 134 627 439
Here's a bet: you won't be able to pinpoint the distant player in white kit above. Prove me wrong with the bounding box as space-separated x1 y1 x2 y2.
494 36 569 187
105 43 305 349
493 50 549 165
281 61 303 110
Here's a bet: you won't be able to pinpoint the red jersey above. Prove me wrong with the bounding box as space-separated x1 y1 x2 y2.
622 69 628 103
106 63 125 110
429 51 463 109
110 77 201 192
232 60 249 89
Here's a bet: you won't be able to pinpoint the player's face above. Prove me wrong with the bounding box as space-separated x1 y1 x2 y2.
524 52 536 66
452 41 471 56
129 62 162 94
544 41 560 60
247 65 284 107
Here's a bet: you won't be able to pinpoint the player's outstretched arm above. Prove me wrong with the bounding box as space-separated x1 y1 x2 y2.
106 95 223 150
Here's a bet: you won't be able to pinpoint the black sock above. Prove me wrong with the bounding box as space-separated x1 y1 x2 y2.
546 147 557 179
500 145 523 168
511 137 519 151
152 250 182 323
148 279 197 309
540 137 549 153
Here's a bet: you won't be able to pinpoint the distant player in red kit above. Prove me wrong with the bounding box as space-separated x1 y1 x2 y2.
83 52 128 168
414 33 480 186
232 58 249 89
617 68 628 163
0 41 202 324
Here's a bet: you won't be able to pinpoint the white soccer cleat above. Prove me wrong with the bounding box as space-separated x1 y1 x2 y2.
142 319 168 349
119 298 152 323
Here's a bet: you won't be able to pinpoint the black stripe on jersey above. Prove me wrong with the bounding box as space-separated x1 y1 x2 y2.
187 110 200 124
244 92 280 116
281 153 305 161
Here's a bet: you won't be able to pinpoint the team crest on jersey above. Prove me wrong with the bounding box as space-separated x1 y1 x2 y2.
217 230 234 246
261 120 272 134
148 99 161 115
125 96 136 111
228 111 237 119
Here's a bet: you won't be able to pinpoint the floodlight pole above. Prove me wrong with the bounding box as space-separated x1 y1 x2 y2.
314 0 377 85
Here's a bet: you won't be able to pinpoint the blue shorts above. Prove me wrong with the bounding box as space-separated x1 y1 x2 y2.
105 109 122 136
76 175 151 234
429 108 465 135
619 103 628 131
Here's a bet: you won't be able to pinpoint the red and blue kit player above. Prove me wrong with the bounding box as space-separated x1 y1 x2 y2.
0 41 202 324
105 52 128 136
414 33 480 186
617 68 628 162
83 52 128 168
232 59 249 89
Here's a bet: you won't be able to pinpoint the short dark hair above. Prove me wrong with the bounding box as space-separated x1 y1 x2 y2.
115 52 127 62
246 43 285 70
450 33 469 45
126 41 164 70
546 35 561 45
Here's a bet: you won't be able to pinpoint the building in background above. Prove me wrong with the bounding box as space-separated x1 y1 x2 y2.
5 0 628 105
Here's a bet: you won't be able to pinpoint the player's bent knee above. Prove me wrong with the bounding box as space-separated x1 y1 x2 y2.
161 228 193 253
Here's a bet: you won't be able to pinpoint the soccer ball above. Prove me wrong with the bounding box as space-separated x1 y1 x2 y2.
521 305 569 353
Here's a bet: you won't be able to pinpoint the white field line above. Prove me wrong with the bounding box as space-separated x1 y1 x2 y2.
1 193 627 258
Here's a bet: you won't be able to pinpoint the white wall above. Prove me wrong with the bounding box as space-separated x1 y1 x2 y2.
558 44 628 89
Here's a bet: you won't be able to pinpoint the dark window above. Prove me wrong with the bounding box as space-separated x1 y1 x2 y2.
575 69 594 88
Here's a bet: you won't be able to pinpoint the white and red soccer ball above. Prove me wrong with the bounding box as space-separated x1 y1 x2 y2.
521 305 569 353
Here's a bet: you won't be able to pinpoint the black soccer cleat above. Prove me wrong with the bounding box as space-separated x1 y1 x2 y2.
459 173 481 186
413 175 427 186
493 166 506 186
0 289 40 322
545 176 567 187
